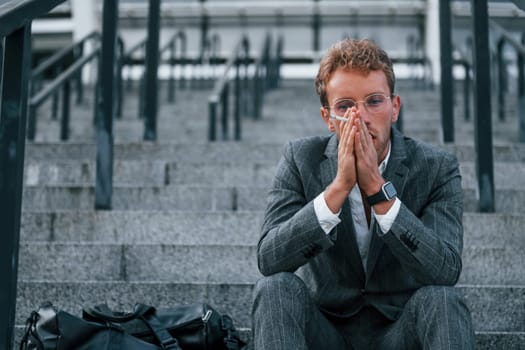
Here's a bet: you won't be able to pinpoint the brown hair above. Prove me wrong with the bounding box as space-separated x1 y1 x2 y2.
315 38 395 107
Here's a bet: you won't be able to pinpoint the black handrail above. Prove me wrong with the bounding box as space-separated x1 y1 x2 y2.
27 46 101 140
31 31 100 80
490 20 525 142
453 41 473 122
124 38 147 91
162 30 187 102
252 33 273 120
208 35 250 141
31 31 100 116
0 1 69 347
193 33 222 89
121 30 190 119
470 0 495 212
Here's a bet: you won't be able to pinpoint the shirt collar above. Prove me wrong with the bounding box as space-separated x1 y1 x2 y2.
378 141 391 175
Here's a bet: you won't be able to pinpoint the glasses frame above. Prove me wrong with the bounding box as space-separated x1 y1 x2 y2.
324 93 393 119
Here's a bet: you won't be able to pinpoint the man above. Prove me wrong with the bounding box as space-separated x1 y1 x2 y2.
252 38 474 349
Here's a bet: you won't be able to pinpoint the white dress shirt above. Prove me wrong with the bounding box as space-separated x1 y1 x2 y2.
313 143 401 272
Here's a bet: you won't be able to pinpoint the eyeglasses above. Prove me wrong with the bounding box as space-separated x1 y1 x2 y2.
325 93 392 120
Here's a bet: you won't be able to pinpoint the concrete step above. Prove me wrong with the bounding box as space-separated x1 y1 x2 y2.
18 243 260 283
23 160 277 187
22 185 525 213
14 282 525 332
12 326 525 350
22 158 525 190
17 242 524 286
21 211 524 248
25 141 525 163
22 185 261 211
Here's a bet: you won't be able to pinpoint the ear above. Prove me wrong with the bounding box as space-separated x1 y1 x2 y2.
391 95 401 123
320 107 335 132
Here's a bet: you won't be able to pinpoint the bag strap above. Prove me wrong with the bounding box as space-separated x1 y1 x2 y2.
82 303 154 323
83 304 181 350
221 315 243 350
19 311 40 350
140 311 182 350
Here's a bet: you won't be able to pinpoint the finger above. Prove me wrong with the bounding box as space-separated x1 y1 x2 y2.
348 107 358 125
358 117 371 149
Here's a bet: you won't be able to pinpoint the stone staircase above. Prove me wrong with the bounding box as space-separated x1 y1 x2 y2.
16 78 525 349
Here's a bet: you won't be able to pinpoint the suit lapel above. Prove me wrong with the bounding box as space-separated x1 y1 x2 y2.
366 128 410 280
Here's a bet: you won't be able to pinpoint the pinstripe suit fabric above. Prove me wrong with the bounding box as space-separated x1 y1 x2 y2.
253 128 474 349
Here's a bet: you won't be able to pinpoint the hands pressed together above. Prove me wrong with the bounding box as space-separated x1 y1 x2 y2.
325 107 386 214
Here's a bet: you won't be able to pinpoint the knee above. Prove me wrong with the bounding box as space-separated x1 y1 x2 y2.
253 272 308 304
409 286 470 316
254 272 307 296
412 286 463 305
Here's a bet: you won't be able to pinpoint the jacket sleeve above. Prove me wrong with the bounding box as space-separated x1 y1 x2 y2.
381 150 464 286
257 141 335 276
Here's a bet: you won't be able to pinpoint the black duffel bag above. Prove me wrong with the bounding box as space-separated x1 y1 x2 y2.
20 302 245 350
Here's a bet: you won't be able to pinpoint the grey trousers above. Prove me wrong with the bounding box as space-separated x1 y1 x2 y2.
252 272 475 350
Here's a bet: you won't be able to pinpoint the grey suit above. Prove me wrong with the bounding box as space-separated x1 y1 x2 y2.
253 128 474 349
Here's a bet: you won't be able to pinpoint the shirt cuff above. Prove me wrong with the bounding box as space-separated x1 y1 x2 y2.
313 191 341 234
373 197 401 234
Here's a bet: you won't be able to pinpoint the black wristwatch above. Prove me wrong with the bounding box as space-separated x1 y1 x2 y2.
367 181 397 206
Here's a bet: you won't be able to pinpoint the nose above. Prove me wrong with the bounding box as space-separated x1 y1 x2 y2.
355 102 371 122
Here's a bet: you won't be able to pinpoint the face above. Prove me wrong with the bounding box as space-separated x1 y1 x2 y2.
320 67 401 163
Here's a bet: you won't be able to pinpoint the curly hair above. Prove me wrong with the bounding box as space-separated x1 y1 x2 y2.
315 38 395 107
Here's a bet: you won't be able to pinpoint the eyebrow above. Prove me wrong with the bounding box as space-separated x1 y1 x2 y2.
332 93 385 104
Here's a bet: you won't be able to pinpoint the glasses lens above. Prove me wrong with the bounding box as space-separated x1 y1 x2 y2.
333 99 355 117
365 94 388 113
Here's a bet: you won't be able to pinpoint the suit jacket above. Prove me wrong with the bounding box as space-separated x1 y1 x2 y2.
257 127 464 321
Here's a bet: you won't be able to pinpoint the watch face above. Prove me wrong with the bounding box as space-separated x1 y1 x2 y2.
384 182 397 198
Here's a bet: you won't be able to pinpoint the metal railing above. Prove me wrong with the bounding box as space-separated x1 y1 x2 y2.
0 2 68 348
207 32 283 142
121 30 190 118
452 41 473 123
252 33 273 120
164 30 187 102
208 35 250 141
491 20 525 142
27 31 101 140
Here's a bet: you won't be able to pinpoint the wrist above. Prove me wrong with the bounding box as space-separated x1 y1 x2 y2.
360 173 384 197
324 179 354 214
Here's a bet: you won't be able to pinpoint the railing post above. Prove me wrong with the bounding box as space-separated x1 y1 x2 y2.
27 103 37 140
60 79 71 140
209 100 217 141
439 0 455 142
519 33 525 142
470 0 495 212
253 65 261 119
95 0 119 210
312 0 321 52
200 0 209 62
51 65 60 120
143 0 160 140
496 38 507 121
234 52 242 141
242 37 250 116
0 24 31 350
75 42 84 104
178 31 187 90
463 61 471 122
168 37 176 103
116 36 124 119
221 82 229 140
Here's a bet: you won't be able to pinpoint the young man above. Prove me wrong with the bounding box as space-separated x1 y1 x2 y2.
252 39 474 349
